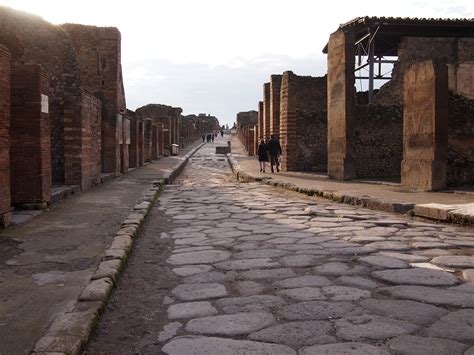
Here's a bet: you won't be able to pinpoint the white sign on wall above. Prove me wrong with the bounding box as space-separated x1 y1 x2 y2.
41 94 49 114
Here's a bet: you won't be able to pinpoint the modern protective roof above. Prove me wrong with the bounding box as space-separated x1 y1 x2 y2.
322 16 474 55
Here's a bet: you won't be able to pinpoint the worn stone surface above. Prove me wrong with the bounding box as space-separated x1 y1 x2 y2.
278 301 356 320
427 309 474 342
358 255 408 269
167 250 231 265
216 295 286 313
387 335 468 355
380 285 474 307
371 268 460 286
431 255 474 268
171 283 228 301
185 312 275 335
167 302 218 320
359 299 447 325
249 321 335 347
335 314 419 340
162 336 296 355
274 275 332 289
300 342 390 355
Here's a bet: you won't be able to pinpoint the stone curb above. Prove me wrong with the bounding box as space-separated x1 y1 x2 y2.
226 153 474 224
31 142 205 355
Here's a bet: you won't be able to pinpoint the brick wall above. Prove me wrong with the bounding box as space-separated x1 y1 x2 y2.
236 111 258 151
0 44 11 220
151 124 159 160
62 24 126 175
270 75 282 137
128 110 139 168
10 64 51 206
280 71 327 171
374 37 474 105
263 83 271 140
138 119 144 166
447 93 474 186
157 123 164 157
257 101 264 139
0 7 83 185
144 119 152 162
75 90 102 189
354 104 403 178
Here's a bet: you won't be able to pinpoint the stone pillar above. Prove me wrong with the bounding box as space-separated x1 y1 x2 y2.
270 74 282 138
151 124 159 160
138 119 144 166
11 64 51 207
144 119 152 162
120 116 130 173
129 116 139 168
401 59 448 191
257 101 264 140
263 83 271 141
327 29 356 180
279 71 296 171
157 123 164 157
248 126 256 156
0 45 11 227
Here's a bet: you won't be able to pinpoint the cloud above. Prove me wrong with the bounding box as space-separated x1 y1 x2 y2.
124 53 327 126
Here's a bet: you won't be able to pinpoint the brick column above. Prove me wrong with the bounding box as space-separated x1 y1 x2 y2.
157 123 164 157
263 83 271 141
279 71 297 171
11 64 51 207
0 45 11 227
151 124 159 160
138 119 144 166
121 116 130 173
401 59 448 190
144 119 152 162
327 29 356 180
270 74 282 137
129 116 139 168
257 101 264 140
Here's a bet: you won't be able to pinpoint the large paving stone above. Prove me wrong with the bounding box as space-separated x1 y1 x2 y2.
313 262 367 276
234 281 265 296
172 265 213 276
379 285 474 307
162 336 296 355
358 255 408 269
278 287 325 301
278 301 356 321
431 255 474 268
167 301 218 320
171 283 228 301
359 299 447 325
427 309 474 342
299 342 390 355
216 295 286 313
167 250 231 265
239 268 296 280
462 269 474 282
274 275 332 289
182 271 232 284
387 335 468 355
215 258 279 270
234 249 290 259
279 254 324 267
335 276 378 289
321 286 371 301
185 312 275 335
335 314 419 340
376 252 429 263
249 320 335 347
365 241 410 251
371 268 460 286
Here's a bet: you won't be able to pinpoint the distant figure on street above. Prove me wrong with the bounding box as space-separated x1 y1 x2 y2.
267 134 282 173
220 130 224 138
202 134 205 143
211 134 215 142
206 134 211 142
257 139 268 173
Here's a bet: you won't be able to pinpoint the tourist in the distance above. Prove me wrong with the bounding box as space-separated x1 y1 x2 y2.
202 134 205 143
257 139 268 173
267 134 282 173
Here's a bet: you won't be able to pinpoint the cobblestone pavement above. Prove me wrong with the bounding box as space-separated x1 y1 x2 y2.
86 142 474 355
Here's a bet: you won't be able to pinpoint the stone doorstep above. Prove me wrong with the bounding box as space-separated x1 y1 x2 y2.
31 141 204 355
414 203 474 224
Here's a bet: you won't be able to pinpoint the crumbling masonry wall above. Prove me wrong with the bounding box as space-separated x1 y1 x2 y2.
61 24 126 176
280 71 327 171
10 64 51 206
447 93 474 186
263 83 271 140
0 45 11 224
270 75 282 137
236 111 258 153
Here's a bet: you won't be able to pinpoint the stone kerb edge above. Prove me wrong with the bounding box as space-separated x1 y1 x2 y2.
32 142 204 354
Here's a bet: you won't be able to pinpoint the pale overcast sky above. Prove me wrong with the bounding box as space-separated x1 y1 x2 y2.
1 0 473 125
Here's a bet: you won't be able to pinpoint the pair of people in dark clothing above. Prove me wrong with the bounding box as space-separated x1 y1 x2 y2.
257 135 282 173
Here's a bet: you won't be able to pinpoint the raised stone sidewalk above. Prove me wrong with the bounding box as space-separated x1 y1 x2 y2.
0 141 203 355
228 135 474 225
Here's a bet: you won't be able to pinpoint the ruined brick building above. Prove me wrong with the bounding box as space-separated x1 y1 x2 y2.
245 16 473 191
236 110 258 155
0 7 219 227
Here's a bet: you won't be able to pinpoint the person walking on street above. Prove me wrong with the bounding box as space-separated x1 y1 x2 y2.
267 134 282 173
257 139 268 173
202 134 205 143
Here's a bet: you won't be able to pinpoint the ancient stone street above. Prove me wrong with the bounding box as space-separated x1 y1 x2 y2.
86 141 474 354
